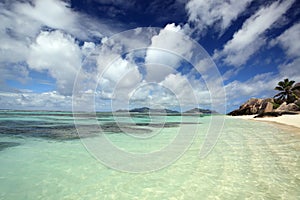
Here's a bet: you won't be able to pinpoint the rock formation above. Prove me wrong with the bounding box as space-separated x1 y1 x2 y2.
228 97 300 116
276 102 300 112
262 102 273 113
228 81 300 116
227 98 274 116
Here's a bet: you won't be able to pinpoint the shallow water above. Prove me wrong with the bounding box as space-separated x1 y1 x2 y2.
0 111 299 199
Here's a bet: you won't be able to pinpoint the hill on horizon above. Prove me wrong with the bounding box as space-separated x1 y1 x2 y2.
115 107 217 114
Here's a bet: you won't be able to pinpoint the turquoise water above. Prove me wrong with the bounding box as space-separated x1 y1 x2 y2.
0 111 299 199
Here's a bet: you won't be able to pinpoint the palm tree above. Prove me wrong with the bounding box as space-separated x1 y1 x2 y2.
274 78 300 103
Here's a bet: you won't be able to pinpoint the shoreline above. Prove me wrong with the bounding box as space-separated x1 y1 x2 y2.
229 114 300 130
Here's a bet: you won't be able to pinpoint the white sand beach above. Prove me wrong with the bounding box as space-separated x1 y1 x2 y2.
231 114 300 129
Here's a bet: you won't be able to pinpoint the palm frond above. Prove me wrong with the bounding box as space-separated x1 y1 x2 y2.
274 79 298 102
274 92 285 98
288 80 295 86
278 81 285 87
274 86 283 91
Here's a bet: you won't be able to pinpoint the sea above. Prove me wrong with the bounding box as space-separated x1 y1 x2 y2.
0 110 299 199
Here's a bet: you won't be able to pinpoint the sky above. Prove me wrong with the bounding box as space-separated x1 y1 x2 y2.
0 0 300 113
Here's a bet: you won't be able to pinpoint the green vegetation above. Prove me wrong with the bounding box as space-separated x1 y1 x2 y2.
272 102 281 109
274 78 300 104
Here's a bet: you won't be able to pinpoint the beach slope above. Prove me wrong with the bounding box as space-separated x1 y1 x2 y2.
230 114 300 129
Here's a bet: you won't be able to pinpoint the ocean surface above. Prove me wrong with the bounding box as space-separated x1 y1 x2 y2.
0 111 299 199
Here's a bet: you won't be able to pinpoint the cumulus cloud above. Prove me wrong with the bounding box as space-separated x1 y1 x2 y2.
27 30 82 95
100 56 142 94
144 23 193 82
160 73 200 106
71 36 144 109
186 0 253 34
0 0 122 98
214 0 295 67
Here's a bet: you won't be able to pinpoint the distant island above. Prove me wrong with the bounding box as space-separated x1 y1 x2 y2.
129 107 179 114
115 107 218 115
183 108 218 115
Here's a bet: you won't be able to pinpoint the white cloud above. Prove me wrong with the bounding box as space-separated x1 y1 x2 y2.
96 37 124 74
225 72 276 99
12 0 112 40
0 2 37 63
0 91 72 110
81 42 96 57
100 56 142 90
214 0 295 67
0 0 102 49
160 73 226 112
75 37 144 108
219 37 266 67
27 30 82 95
144 23 193 82
186 0 253 33
160 73 199 106
273 22 300 58
273 22 300 83
0 0 121 98
0 0 117 64
127 83 180 109
14 0 77 32
278 58 300 81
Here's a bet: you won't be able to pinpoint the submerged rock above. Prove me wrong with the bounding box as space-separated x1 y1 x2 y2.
0 142 20 151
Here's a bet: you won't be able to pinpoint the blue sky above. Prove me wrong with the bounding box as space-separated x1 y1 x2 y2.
0 0 300 112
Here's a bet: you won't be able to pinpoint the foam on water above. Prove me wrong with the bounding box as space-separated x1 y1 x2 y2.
0 111 299 199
